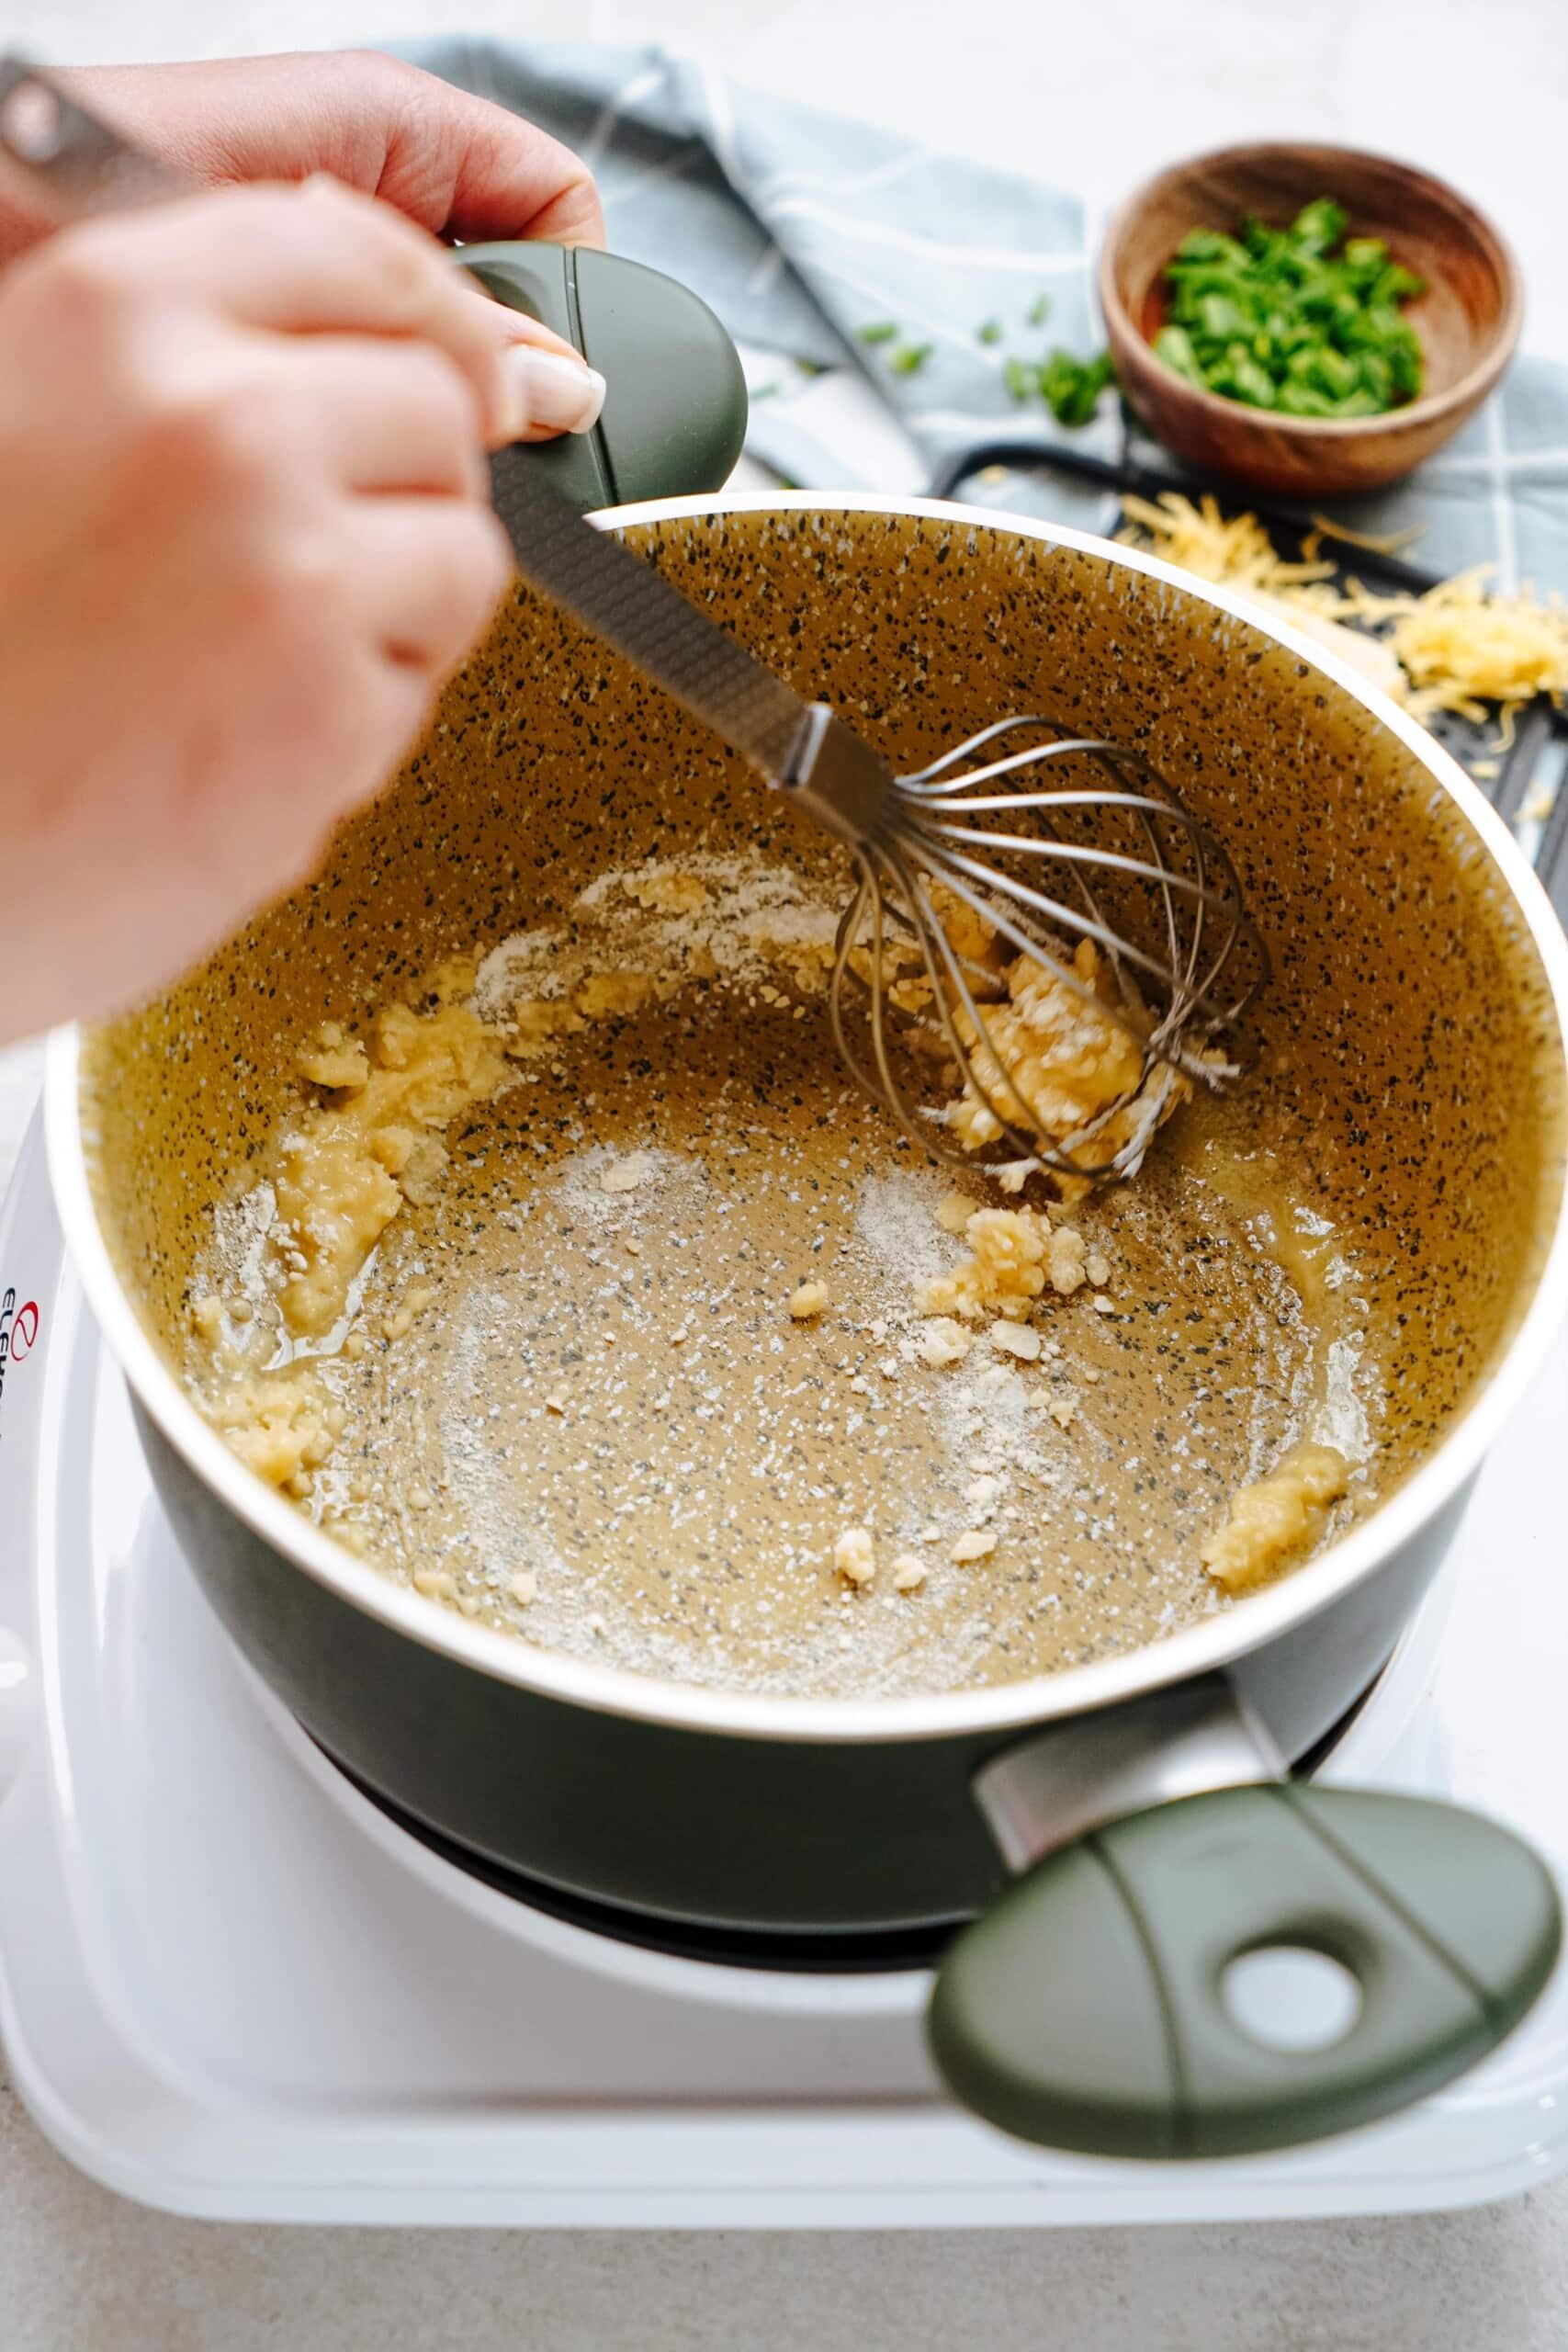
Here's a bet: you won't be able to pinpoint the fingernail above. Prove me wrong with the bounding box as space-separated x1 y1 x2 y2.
500 348 606 438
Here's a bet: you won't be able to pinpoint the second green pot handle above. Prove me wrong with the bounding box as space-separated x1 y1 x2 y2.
929 1770 1561 2161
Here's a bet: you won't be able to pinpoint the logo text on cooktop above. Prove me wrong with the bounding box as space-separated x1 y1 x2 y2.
0 1287 40 1435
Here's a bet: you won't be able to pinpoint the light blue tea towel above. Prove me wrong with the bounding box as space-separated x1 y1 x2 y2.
402 37 1568 591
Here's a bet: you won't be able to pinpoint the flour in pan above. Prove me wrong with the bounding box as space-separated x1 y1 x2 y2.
474 851 843 1031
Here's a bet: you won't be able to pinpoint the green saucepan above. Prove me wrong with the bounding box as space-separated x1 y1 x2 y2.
46 492 1568 2162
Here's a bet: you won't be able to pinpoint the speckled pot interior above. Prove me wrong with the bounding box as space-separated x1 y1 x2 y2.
79 503 1566 1696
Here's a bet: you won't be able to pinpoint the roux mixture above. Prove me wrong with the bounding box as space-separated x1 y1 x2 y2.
182 853 1368 1701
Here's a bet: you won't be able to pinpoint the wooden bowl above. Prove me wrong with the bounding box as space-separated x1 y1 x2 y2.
1100 142 1522 500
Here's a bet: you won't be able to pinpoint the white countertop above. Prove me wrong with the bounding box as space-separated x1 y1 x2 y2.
4 1 1568 2343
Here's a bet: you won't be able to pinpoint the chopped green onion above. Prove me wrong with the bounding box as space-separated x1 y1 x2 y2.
1026 294 1052 327
1153 322 1202 383
890 342 933 376
1291 198 1349 256
856 321 899 345
1039 346 1116 427
1153 197 1426 416
1380 263 1427 303
976 318 1003 345
1003 356 1039 401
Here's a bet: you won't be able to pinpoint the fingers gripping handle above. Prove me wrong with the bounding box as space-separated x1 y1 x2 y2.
930 1756 1562 2159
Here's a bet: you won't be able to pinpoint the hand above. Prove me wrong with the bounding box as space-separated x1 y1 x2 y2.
0 51 608 442
0 178 518 1043
45 51 605 247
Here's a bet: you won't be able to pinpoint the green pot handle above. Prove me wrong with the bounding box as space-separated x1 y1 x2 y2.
452 242 748 511
929 1683 1562 2160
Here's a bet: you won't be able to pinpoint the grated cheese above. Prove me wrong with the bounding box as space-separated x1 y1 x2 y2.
1305 512 1425 556
1369 567 1568 730
1120 492 1568 739
1120 492 1340 604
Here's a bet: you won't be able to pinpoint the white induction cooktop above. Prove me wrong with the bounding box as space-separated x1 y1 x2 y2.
1 1110 1566 2226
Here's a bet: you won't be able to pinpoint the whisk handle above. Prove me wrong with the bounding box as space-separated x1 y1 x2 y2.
491 457 812 774
777 702 893 847
489 459 894 845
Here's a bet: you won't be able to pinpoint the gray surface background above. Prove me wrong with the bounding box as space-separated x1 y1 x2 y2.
4 2 1568 2344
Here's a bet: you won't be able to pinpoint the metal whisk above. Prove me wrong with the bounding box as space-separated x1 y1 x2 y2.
491 468 1268 1184
828 714 1267 1181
